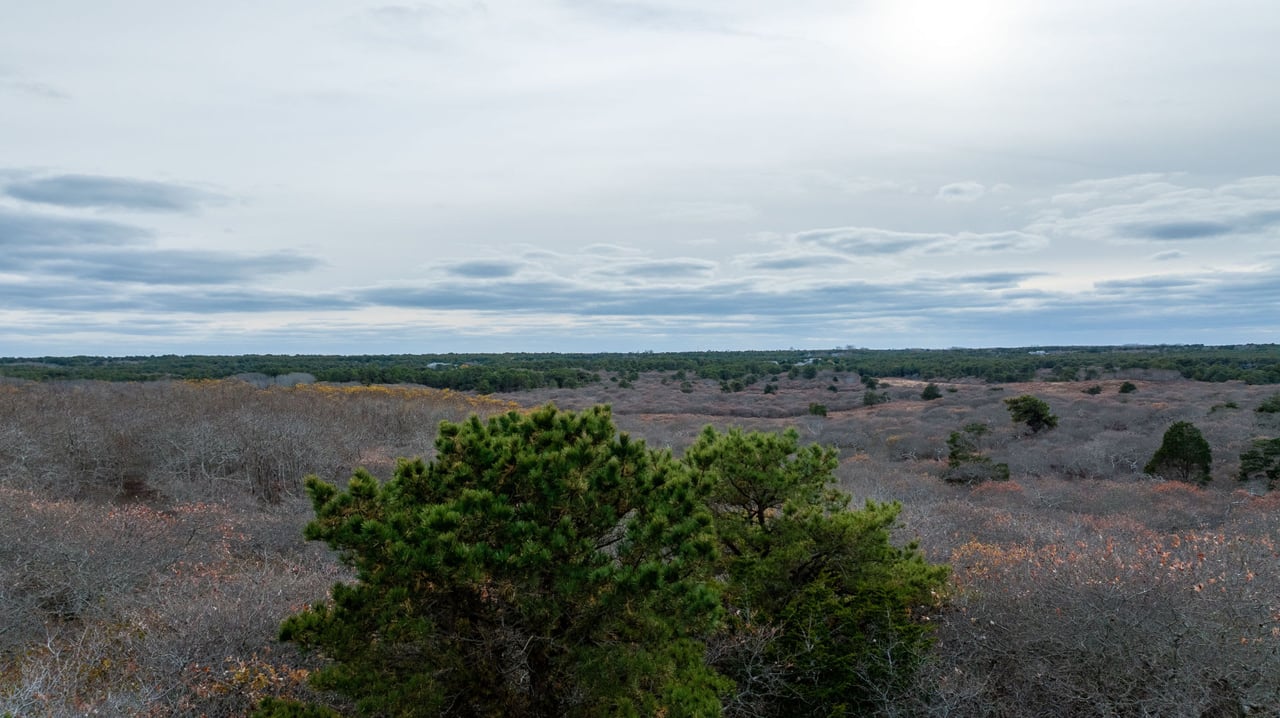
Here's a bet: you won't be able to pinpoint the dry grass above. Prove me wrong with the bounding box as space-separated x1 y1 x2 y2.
4 373 1280 715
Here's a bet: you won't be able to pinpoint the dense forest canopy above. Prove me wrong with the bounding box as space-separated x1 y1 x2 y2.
2 344 1279 389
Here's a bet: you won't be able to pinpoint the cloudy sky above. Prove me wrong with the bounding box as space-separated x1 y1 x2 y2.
3 1 1279 355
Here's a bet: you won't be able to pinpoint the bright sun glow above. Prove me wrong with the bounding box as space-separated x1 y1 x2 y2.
864 0 1019 89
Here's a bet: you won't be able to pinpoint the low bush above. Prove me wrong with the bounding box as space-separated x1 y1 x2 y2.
863 390 890 407
1239 437 1280 490
1145 421 1212 485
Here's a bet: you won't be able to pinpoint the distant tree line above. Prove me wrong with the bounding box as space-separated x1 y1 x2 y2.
3 344 1278 390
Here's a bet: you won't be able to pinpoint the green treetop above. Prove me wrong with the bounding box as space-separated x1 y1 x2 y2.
266 405 725 718
1004 395 1059 434
1145 421 1213 485
1239 437 1280 490
682 427 949 717
262 406 947 718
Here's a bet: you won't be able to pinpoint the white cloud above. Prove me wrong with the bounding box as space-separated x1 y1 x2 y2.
794 227 1047 256
2 2 1280 352
1028 176 1280 245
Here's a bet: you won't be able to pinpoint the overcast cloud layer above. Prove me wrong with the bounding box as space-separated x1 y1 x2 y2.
2 1 1278 355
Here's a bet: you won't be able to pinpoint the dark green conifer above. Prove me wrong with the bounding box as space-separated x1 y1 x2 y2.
267 405 724 717
683 427 948 716
1145 421 1212 485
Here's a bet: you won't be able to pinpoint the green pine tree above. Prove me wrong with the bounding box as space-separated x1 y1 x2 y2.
1004 395 1059 433
1145 421 1212 485
262 405 726 718
1239 437 1280 490
683 427 948 717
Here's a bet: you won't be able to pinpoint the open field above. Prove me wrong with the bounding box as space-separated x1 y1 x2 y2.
4 372 1280 716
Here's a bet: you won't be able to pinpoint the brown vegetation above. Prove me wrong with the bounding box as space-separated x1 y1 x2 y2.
3 372 1280 715
0 380 514 716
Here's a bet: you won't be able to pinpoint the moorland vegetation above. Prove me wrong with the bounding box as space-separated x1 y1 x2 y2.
4 348 1280 716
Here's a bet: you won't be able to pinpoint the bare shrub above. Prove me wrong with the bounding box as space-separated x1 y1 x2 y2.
7 372 1280 715
0 492 345 716
0 380 516 503
919 522 1280 717
0 380 521 714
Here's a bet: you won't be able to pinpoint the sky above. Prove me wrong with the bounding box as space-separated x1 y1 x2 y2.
2 0 1279 356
